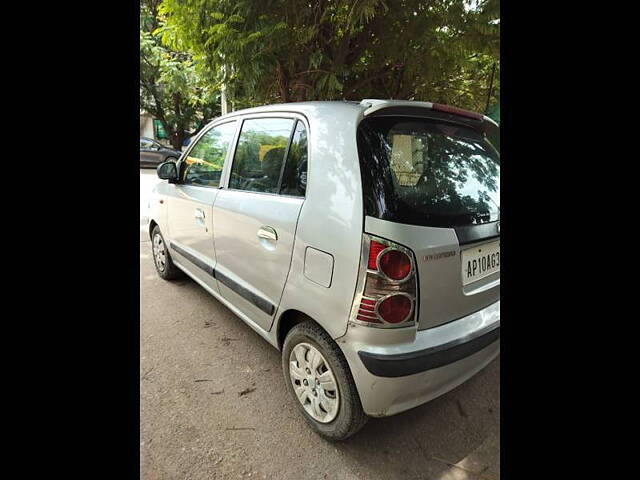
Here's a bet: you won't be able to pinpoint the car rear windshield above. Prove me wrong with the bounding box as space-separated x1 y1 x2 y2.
357 116 500 228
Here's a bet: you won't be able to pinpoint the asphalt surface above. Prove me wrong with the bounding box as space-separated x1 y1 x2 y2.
140 168 500 480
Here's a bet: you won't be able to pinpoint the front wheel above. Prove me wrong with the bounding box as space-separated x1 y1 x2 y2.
282 321 368 440
151 225 183 280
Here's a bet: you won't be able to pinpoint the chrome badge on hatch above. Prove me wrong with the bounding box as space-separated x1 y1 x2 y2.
423 251 456 262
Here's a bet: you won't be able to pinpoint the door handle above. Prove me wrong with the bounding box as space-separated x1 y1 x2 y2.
257 226 278 241
195 208 205 226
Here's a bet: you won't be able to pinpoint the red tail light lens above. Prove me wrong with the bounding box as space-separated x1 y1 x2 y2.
377 295 412 324
379 249 412 280
368 240 386 270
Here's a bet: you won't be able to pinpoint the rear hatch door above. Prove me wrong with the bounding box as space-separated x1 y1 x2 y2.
357 109 500 330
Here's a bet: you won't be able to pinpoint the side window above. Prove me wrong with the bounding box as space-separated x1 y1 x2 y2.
140 138 154 149
182 122 236 187
229 118 295 194
279 121 308 197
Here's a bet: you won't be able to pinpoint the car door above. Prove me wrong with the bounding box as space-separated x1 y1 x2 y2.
213 116 308 331
140 138 155 164
165 120 238 292
140 138 163 165
159 145 182 163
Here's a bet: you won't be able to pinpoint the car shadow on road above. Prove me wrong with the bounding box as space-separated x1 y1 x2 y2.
330 368 500 479
214 286 498 479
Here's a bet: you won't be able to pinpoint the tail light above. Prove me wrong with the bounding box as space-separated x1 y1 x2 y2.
377 293 413 323
350 235 417 328
432 103 484 121
368 241 386 269
378 248 412 281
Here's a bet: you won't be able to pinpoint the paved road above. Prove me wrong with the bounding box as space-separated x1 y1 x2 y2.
140 169 500 480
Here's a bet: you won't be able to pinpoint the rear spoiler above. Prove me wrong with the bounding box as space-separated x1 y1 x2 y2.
360 99 499 150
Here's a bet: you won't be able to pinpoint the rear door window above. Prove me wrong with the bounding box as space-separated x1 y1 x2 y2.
279 121 308 197
229 118 295 194
357 117 500 228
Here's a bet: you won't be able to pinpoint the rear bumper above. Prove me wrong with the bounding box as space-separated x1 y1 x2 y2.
337 300 500 417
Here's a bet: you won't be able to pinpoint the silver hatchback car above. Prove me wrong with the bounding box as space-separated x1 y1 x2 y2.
147 99 500 440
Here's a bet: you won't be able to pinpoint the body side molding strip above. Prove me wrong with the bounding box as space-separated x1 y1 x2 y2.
169 241 274 316
170 242 214 277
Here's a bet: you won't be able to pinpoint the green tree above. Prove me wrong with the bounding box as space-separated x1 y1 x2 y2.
158 0 499 111
140 0 221 149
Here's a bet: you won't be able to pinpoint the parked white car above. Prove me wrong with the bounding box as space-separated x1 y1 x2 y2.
147 99 500 440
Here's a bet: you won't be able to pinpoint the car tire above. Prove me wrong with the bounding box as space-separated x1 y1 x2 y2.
151 225 183 280
282 320 368 441
165 157 178 163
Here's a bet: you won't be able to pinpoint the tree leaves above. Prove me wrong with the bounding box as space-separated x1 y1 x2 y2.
146 0 499 118
140 0 221 149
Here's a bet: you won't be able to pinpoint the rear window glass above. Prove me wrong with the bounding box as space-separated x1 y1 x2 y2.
357 117 500 228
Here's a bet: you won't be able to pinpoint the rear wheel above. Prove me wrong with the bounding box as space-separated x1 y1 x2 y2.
282 321 368 440
151 225 182 280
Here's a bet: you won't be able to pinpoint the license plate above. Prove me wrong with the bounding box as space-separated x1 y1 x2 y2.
461 240 500 286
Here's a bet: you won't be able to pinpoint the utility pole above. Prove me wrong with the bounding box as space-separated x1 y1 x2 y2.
230 64 235 112
221 64 228 115
221 83 228 115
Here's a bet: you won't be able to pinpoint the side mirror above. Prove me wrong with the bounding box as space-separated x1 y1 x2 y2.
157 161 178 182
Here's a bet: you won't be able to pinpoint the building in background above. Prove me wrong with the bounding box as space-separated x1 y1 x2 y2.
140 112 155 139
140 111 200 152
140 111 173 147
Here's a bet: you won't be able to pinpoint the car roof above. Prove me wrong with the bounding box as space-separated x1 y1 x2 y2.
208 99 496 129
213 101 363 121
